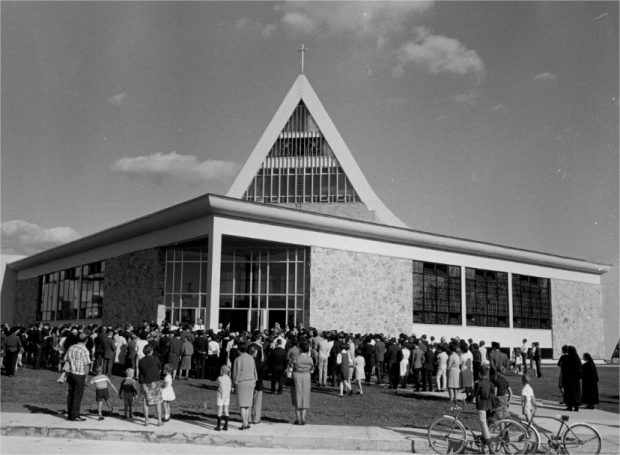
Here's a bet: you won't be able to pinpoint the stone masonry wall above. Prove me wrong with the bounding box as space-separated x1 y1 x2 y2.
309 247 412 334
104 248 165 327
551 279 605 359
14 277 40 324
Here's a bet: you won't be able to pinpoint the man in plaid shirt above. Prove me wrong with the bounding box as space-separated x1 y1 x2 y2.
64 332 91 421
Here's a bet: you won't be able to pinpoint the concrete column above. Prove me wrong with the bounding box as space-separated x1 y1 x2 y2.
206 217 222 331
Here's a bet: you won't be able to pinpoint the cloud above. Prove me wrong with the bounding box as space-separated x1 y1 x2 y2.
107 92 127 106
279 2 433 43
533 72 557 82
393 27 485 80
261 23 277 37
1 220 80 255
112 151 241 184
490 103 504 111
454 89 480 105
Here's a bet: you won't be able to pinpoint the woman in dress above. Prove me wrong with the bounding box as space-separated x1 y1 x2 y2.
168 331 182 380
561 345 582 412
446 343 462 406
291 341 314 425
179 336 194 380
581 353 599 409
232 342 257 430
460 342 474 402
138 345 163 426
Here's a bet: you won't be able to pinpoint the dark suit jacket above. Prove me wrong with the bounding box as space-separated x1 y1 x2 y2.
269 347 287 372
102 335 115 359
386 344 401 366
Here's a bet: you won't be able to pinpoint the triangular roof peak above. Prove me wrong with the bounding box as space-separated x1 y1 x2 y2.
227 74 407 228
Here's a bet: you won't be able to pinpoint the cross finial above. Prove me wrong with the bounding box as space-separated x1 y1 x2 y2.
297 43 308 74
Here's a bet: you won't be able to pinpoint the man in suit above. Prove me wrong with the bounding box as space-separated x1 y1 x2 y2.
386 338 401 389
411 341 424 391
101 329 116 376
361 336 375 384
268 338 287 394
374 334 386 385
422 344 436 391
489 341 509 379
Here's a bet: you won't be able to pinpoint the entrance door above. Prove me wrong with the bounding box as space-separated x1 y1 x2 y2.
180 308 195 326
219 309 248 333
268 310 286 331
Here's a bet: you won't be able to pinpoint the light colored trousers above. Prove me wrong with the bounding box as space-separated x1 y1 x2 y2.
251 390 262 423
436 367 447 390
318 355 329 385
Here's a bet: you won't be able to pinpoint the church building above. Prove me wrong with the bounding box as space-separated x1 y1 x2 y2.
1 73 610 359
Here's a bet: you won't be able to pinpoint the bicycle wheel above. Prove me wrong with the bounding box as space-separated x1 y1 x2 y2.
562 423 602 454
427 416 468 454
522 423 541 454
488 419 529 454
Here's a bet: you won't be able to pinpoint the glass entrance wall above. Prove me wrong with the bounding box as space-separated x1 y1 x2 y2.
163 238 209 327
219 238 307 332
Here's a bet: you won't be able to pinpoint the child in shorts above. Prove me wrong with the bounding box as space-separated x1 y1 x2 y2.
89 366 118 420
215 364 231 431
119 368 139 419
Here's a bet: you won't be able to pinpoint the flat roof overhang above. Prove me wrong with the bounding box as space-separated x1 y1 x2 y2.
7 194 611 275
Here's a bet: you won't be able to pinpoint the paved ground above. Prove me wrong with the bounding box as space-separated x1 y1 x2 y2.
2 390 618 454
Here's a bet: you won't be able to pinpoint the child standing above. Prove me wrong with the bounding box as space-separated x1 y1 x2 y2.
521 374 536 422
215 365 231 431
119 368 139 419
161 363 176 422
89 366 118 420
354 349 365 395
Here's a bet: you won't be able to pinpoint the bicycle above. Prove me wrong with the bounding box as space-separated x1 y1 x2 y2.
520 408 602 454
428 399 529 454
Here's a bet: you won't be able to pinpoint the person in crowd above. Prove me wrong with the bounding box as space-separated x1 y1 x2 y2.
521 374 536 422
446 343 461 406
436 345 448 392
422 343 435 391
193 330 208 379
119 368 139 420
215 365 231 431
249 344 265 424
291 341 314 425
3 326 22 377
361 336 375 385
532 342 543 378
557 345 568 405
520 339 528 374
269 338 287 394
460 342 474 402
207 334 221 380
337 341 353 396
317 332 331 387
492 368 512 419
354 348 365 395
399 340 411 389
479 340 489 367
473 365 495 454
581 353 599 409
232 342 257 430
138 345 163 426
179 335 194 380
158 329 171 373
386 338 401 389
160 363 176 422
89 365 118 420
64 332 91 421
561 345 582 412
168 331 182 380
374 334 386 385
411 341 423 391
135 332 149 379
471 343 482 382
125 332 138 373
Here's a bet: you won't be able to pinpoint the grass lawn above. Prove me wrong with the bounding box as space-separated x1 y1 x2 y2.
1 365 617 430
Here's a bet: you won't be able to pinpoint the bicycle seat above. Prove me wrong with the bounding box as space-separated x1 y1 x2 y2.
557 414 570 422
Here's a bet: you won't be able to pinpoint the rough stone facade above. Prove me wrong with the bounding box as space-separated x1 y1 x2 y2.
551 279 605 359
278 202 378 223
14 277 39 324
309 247 412 334
104 248 165 327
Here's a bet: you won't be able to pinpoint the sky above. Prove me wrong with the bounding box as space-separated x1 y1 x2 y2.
1 1 618 349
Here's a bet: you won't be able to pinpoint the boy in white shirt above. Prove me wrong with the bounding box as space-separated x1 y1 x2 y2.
521 374 536 422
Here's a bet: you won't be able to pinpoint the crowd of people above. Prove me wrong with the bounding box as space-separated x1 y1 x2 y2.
1 320 600 430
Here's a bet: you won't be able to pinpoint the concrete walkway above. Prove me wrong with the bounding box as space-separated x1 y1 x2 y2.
0 411 427 453
1 391 617 453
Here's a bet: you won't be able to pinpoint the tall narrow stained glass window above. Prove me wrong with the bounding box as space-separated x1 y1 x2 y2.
512 274 551 329
465 268 509 327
